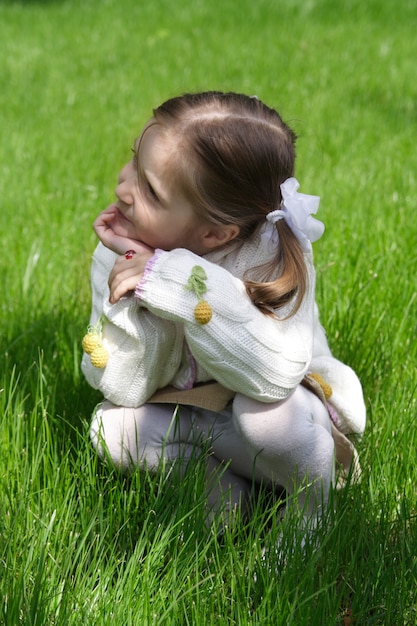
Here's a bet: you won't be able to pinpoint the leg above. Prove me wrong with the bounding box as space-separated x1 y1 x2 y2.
90 401 251 520
232 386 335 517
90 401 199 472
191 405 262 516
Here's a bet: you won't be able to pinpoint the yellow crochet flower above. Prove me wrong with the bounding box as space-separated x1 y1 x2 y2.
90 345 109 369
310 373 333 400
82 315 109 369
82 332 101 355
194 300 212 325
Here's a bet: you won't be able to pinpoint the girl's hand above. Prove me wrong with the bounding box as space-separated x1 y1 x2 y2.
93 207 148 256
108 249 154 304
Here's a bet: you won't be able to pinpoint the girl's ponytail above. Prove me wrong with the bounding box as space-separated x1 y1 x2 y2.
245 220 307 317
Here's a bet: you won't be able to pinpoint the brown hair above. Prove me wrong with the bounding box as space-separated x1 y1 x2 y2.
153 91 307 316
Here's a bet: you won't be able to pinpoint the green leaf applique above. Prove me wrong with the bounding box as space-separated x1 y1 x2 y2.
185 265 212 325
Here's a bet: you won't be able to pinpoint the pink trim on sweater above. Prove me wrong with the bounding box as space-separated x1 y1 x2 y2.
134 249 164 301
327 402 342 430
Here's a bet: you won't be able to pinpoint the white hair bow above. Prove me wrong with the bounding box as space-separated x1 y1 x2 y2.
266 177 324 251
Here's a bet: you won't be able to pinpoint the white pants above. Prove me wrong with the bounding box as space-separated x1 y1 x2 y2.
90 386 335 518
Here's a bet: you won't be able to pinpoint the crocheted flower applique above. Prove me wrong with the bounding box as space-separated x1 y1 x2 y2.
185 265 213 325
82 315 109 368
310 372 333 400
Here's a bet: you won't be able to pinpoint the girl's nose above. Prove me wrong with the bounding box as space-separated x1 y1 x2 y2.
117 161 132 185
115 163 134 204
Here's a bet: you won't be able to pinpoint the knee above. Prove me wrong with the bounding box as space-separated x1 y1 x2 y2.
232 393 295 451
90 401 140 472
232 389 335 478
233 387 331 449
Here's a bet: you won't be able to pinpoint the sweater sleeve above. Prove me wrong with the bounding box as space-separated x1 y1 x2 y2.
81 243 185 407
309 303 366 435
135 248 316 402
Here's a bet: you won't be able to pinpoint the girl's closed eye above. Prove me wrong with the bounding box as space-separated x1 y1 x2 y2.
146 180 159 202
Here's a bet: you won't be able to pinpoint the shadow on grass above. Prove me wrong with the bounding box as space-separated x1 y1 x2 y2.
1 302 102 447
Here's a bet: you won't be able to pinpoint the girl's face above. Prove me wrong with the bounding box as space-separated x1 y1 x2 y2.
108 123 211 255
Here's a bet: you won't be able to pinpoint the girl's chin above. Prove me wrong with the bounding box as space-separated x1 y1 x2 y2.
112 222 136 239
112 223 154 251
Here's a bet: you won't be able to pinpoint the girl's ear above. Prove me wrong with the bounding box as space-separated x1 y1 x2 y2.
200 223 240 250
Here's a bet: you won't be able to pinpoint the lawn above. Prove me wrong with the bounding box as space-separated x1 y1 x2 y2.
1 0 417 623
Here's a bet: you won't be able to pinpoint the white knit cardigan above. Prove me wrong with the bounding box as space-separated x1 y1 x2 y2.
82 224 366 435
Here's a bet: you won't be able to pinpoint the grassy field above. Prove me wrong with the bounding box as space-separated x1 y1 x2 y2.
1 0 416 623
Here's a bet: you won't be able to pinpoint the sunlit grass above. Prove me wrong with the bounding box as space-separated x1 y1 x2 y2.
1 0 417 623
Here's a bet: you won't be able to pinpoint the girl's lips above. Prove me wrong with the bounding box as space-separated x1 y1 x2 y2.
115 206 131 223
112 205 154 252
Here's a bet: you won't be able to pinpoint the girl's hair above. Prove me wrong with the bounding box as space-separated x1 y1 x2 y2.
153 91 306 316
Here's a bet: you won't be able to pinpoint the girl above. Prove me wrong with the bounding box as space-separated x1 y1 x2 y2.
82 91 366 526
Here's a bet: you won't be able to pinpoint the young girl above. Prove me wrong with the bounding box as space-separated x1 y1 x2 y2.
82 91 366 527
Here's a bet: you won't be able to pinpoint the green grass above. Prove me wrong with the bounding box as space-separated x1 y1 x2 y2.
1 0 417 623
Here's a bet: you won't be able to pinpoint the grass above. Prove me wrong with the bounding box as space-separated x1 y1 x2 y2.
1 0 417 623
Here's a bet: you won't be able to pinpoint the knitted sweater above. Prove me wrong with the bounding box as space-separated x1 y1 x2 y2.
81 224 366 435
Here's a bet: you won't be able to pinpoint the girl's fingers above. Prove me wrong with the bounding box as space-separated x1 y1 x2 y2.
108 255 150 302
109 273 141 303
